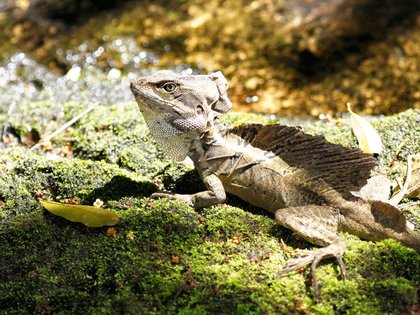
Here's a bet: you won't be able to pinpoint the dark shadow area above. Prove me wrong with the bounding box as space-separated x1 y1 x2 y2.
225 194 270 218
163 168 205 194
6 0 123 25
84 174 157 204
286 0 420 82
161 168 272 218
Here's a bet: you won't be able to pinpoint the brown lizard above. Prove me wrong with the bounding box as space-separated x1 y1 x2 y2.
130 70 420 298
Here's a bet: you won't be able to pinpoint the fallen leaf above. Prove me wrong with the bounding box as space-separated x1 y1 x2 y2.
40 200 119 227
106 227 118 237
347 103 382 154
230 237 241 245
249 257 260 263
126 231 135 240
171 255 181 264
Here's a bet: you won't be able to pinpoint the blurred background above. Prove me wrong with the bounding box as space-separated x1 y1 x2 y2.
0 0 419 117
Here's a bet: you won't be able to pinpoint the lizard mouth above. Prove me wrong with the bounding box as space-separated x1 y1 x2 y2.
129 81 146 96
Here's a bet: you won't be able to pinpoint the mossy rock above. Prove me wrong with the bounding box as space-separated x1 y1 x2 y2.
0 109 419 314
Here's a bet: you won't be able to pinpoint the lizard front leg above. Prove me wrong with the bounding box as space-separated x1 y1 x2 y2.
151 174 226 208
275 205 347 300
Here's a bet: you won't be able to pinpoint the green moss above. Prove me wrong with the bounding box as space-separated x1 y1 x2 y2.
0 147 156 222
222 112 280 126
372 109 420 174
0 109 419 314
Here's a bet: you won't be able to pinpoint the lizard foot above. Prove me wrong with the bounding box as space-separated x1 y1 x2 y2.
277 243 347 301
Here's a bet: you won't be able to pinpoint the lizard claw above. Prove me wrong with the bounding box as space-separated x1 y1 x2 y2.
277 252 314 275
277 243 347 301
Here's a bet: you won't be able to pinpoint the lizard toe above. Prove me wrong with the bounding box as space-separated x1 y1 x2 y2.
277 242 347 301
277 253 315 276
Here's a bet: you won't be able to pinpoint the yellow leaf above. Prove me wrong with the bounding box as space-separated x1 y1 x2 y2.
40 200 119 227
347 103 382 154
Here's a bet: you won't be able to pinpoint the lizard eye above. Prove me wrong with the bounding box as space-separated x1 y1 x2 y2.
161 82 177 93
196 105 205 115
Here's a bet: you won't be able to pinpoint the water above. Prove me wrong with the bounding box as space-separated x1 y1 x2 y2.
0 37 163 113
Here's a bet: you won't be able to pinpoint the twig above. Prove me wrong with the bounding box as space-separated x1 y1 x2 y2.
45 137 75 143
389 140 405 167
396 178 404 191
389 155 413 206
405 181 420 196
398 201 420 209
30 103 96 151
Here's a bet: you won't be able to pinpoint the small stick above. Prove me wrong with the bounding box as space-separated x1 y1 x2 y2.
389 155 413 206
396 178 404 191
398 201 420 209
30 103 96 151
45 137 75 143
389 140 405 167
405 182 420 196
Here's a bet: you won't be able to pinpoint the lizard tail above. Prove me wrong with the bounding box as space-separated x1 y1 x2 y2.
400 230 420 253
341 200 420 252
393 229 420 253
369 200 420 252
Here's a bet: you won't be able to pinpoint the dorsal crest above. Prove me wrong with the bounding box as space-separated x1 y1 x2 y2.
230 123 377 197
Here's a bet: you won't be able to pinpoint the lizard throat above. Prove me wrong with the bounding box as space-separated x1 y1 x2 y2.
139 107 197 161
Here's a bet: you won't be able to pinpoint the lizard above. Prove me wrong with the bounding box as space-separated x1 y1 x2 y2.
130 70 420 298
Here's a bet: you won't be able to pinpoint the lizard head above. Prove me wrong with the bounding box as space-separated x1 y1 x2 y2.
130 70 232 160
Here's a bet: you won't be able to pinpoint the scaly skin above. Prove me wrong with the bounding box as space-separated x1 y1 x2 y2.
130 70 420 300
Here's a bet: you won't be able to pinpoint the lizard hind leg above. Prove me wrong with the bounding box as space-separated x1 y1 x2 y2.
275 205 347 300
